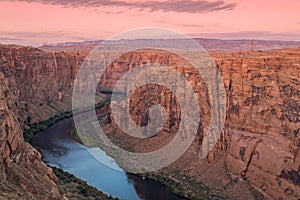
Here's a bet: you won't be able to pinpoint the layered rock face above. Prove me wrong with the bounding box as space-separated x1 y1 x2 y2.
0 44 299 199
0 70 60 198
0 45 83 123
214 50 300 199
0 44 83 198
100 50 211 152
102 48 300 199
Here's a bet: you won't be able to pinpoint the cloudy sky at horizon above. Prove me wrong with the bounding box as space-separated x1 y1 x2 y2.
0 0 300 46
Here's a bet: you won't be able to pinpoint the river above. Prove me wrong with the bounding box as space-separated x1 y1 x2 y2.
31 115 185 200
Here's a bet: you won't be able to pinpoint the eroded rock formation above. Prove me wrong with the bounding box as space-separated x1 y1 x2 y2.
102 48 300 199
0 43 299 199
215 50 300 199
0 69 60 199
0 44 84 198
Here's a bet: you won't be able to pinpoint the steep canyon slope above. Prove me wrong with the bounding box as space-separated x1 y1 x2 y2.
0 44 299 199
100 48 300 199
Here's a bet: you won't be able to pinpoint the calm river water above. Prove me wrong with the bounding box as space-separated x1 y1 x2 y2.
31 115 185 200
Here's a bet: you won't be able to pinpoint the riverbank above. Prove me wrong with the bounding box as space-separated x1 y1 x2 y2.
101 124 229 200
140 172 224 200
25 96 228 200
31 111 190 200
23 96 115 200
67 105 229 200
23 97 111 142
101 123 262 200
53 167 117 200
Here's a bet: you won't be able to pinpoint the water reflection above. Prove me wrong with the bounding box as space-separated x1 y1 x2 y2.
31 115 185 200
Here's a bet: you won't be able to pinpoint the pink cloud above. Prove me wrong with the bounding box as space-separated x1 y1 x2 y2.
6 0 237 14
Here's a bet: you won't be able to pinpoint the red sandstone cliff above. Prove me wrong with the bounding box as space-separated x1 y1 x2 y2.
0 44 85 198
0 66 60 199
0 44 299 199
101 48 300 199
214 50 300 199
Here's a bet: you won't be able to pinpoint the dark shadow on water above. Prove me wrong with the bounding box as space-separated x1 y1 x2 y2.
127 173 187 200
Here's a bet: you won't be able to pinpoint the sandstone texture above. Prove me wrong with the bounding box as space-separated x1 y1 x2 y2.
214 49 300 199
0 44 106 199
102 48 300 199
0 43 299 199
0 66 60 199
0 44 83 199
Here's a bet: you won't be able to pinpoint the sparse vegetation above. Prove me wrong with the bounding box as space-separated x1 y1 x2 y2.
53 167 118 200
23 111 72 142
141 171 227 200
22 97 115 199
23 97 111 142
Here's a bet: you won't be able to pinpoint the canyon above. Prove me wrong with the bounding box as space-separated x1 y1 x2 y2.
0 43 299 199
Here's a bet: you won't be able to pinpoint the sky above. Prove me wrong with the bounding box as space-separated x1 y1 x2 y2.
0 0 300 46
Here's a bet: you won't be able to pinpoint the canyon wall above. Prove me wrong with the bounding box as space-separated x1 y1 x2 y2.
0 45 83 123
214 50 300 199
0 66 60 198
0 44 83 198
0 44 299 199
102 48 300 199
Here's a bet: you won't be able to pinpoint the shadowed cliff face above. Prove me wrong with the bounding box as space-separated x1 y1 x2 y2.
0 70 60 198
0 45 84 198
0 45 83 123
0 44 299 199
